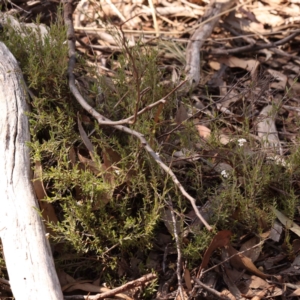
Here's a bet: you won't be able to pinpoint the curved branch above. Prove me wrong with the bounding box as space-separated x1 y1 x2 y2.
62 0 212 231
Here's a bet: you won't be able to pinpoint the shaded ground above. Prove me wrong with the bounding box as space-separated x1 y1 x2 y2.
1 0 300 299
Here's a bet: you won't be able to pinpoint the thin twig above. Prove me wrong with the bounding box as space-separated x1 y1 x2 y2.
5 0 30 13
119 19 142 125
201 239 266 275
74 26 300 40
63 273 157 300
193 278 230 300
148 0 159 37
125 81 186 123
210 29 300 56
168 201 184 300
183 0 253 34
62 0 212 231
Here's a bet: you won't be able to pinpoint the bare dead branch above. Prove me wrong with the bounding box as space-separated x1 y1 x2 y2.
194 278 231 300
62 0 212 231
0 42 63 300
185 0 235 89
63 273 157 300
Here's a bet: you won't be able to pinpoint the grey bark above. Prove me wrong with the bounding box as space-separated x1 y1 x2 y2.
0 42 63 300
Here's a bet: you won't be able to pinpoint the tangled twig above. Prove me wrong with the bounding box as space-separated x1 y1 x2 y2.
62 0 212 231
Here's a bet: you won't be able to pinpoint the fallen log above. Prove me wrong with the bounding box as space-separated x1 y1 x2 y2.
0 42 63 300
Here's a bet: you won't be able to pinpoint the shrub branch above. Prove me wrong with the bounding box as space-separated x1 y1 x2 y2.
62 0 212 232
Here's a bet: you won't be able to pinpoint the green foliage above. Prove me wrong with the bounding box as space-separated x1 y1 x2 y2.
1 12 300 295
183 229 214 263
0 15 177 281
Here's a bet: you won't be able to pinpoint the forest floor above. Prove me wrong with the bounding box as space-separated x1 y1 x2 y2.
2 0 300 299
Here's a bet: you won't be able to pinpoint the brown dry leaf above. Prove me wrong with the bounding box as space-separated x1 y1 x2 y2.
78 152 101 176
259 231 270 240
209 60 221 70
215 80 237 115
217 88 241 110
271 206 300 237
93 277 101 287
187 0 204 4
33 161 47 200
219 134 231 145
239 236 262 263
247 276 269 290
200 230 232 271
220 289 236 300
269 220 283 242
293 239 300 254
236 274 282 298
69 146 77 165
259 49 273 61
280 254 300 276
267 69 287 90
288 288 300 297
58 270 132 299
102 147 122 184
102 147 121 171
184 268 192 291
226 244 268 279
57 269 76 287
218 56 259 80
175 103 188 125
224 12 265 34
224 268 244 283
263 253 286 271
33 161 58 237
223 267 243 299
161 207 182 238
229 266 282 298
288 78 300 98
284 64 300 74
196 125 211 140
250 290 267 299
253 6 284 27
256 105 281 154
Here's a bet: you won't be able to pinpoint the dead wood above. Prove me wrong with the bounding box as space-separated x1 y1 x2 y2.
63 273 157 300
185 0 235 89
0 42 63 300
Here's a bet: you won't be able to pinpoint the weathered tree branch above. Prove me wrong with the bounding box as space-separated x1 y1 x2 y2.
64 273 157 300
0 42 63 299
185 0 235 89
